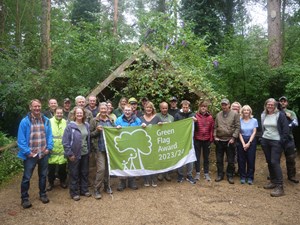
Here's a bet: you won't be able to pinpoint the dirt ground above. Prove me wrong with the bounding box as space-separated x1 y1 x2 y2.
0 149 300 225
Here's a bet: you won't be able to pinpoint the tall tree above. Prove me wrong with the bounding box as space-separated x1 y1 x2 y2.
267 0 282 67
40 0 51 70
113 0 118 36
71 0 100 25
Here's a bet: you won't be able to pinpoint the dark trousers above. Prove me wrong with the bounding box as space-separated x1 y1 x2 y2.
237 136 257 180
284 140 297 178
68 154 89 197
215 140 235 178
261 138 283 185
21 155 49 200
48 163 67 184
194 140 211 174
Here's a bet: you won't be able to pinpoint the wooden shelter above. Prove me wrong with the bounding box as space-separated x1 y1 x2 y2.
87 44 205 103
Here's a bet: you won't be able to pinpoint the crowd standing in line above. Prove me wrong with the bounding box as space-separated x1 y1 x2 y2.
140 101 162 187
279 96 299 183
237 105 258 185
47 106 68 191
17 95 299 208
194 100 214 182
62 107 91 201
17 99 53 208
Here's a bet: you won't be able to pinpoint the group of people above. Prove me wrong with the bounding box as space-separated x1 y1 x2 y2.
17 95 298 209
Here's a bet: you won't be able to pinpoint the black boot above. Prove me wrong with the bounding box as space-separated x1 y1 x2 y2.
117 179 126 191
128 177 138 190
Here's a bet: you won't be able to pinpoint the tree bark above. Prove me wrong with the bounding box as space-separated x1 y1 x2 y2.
41 0 51 70
267 0 282 68
113 0 118 36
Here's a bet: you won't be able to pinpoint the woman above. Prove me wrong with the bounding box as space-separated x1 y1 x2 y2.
90 102 114 199
194 100 214 181
113 97 128 118
237 105 258 185
106 100 117 122
140 101 162 187
261 98 289 197
62 107 91 201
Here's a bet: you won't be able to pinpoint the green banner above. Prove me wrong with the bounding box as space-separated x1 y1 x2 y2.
103 118 196 176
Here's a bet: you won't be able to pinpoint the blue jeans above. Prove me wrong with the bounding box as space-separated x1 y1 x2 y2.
194 140 211 174
178 162 193 177
237 136 257 180
21 155 49 200
68 154 89 197
261 138 283 185
215 140 235 178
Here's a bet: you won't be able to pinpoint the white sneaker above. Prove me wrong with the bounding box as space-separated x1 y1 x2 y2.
194 173 200 180
204 173 211 181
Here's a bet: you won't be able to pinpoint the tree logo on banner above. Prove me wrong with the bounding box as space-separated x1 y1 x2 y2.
114 129 152 170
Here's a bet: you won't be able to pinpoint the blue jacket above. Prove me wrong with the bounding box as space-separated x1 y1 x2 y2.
62 121 91 160
17 113 53 160
115 114 141 127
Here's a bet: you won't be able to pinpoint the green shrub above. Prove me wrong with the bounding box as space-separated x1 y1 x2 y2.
0 148 23 185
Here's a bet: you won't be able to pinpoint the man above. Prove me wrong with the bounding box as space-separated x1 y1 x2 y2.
115 104 142 191
168 96 180 117
140 97 149 111
279 96 299 183
17 99 53 208
86 95 98 118
128 97 143 117
43 98 58 118
90 102 114 199
47 106 68 191
157 101 174 123
156 101 174 181
68 96 93 123
63 98 71 120
214 98 240 184
174 100 197 184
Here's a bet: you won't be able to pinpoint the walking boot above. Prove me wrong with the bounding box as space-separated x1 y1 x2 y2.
128 177 138 190
117 179 126 191
270 185 284 197
288 177 299 184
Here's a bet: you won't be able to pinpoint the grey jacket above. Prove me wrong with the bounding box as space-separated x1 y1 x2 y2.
62 121 90 159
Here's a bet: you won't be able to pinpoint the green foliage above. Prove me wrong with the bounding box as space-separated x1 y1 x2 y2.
70 0 100 25
0 148 23 185
0 131 14 147
115 12 222 114
211 27 271 116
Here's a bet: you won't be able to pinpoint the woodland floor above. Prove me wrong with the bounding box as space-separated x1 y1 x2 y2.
1 149 300 225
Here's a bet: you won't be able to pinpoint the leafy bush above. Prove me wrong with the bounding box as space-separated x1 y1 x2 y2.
0 131 14 147
0 148 23 185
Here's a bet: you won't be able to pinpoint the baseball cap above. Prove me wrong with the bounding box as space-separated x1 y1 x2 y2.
64 98 71 103
170 96 178 102
279 96 287 101
221 98 230 105
128 97 138 104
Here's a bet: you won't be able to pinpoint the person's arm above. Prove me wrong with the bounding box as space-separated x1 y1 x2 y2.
45 118 53 152
17 119 32 157
90 118 100 137
62 125 74 158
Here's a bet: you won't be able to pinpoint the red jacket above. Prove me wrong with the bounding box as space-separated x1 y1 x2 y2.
194 112 214 142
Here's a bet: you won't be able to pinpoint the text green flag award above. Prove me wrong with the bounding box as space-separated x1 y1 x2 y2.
103 118 196 176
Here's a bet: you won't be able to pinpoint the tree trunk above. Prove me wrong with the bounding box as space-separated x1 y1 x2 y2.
267 0 282 68
0 0 5 42
41 0 51 70
15 0 21 47
113 0 118 36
